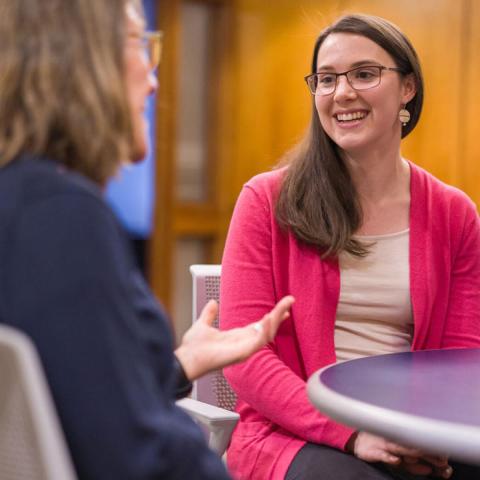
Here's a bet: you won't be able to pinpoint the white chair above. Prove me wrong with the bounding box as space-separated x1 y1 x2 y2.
0 325 77 480
176 264 239 456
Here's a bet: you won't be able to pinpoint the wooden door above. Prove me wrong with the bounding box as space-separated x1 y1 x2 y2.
150 0 234 339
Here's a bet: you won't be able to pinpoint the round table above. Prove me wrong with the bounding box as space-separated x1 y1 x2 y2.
307 348 480 464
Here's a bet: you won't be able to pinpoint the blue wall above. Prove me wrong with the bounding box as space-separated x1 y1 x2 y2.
106 0 158 238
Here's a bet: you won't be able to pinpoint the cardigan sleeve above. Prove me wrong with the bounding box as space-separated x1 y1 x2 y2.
220 182 354 450
440 197 480 348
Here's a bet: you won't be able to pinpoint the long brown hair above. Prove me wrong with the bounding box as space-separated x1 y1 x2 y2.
275 14 424 257
0 0 137 185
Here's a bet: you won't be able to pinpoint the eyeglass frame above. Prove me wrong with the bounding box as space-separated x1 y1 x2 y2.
128 30 163 70
304 65 403 96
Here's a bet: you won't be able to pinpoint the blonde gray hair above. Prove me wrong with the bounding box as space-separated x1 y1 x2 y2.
0 0 138 184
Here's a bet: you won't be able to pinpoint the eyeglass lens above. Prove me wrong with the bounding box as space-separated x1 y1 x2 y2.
144 31 163 69
309 66 382 95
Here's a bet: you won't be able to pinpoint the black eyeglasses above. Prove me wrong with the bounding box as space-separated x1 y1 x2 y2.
305 65 402 96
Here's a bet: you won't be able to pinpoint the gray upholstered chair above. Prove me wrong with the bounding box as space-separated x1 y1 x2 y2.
176 265 239 456
0 325 76 480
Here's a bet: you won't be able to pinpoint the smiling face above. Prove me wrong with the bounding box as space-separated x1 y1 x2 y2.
314 33 416 157
124 3 158 162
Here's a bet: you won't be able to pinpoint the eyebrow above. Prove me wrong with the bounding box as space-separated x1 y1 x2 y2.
316 59 383 72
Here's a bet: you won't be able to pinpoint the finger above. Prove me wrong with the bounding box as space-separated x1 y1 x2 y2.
266 296 295 324
375 450 401 465
268 295 295 317
260 296 295 339
381 453 401 465
422 455 449 467
401 461 433 476
432 465 453 479
384 441 423 458
258 312 289 341
198 299 218 327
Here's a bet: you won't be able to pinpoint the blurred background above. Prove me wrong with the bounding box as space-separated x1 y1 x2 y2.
112 0 480 341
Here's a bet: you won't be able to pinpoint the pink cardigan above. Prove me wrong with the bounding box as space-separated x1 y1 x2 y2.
220 163 480 480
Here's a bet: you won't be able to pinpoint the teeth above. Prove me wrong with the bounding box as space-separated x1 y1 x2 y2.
336 111 366 122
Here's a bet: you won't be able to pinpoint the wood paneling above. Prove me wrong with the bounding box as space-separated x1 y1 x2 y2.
463 0 480 206
149 0 180 309
228 0 471 189
336 0 465 184
150 0 235 313
150 0 480 316
227 0 332 198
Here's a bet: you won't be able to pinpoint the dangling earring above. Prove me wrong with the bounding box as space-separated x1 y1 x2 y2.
399 106 411 126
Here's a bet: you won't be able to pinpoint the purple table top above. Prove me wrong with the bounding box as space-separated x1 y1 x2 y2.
307 348 480 464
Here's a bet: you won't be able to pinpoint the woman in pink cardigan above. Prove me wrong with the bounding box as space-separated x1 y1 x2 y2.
220 13 480 480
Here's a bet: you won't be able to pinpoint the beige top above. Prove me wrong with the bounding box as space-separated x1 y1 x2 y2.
335 229 413 363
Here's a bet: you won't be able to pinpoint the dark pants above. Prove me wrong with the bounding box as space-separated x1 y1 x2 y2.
285 443 480 480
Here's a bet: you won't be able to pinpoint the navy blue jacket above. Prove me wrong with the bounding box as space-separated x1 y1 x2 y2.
0 156 230 479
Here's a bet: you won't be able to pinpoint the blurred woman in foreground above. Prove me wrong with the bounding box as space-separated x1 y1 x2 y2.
0 0 293 478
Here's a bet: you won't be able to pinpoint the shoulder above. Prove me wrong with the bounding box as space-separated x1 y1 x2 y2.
239 167 287 209
244 167 286 192
410 162 477 216
227 169 288 239
0 155 115 224
0 156 128 271
410 163 479 248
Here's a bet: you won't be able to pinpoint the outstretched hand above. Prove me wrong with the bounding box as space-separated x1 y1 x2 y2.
174 295 295 381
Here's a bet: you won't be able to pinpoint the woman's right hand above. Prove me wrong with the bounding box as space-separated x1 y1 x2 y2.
347 431 453 478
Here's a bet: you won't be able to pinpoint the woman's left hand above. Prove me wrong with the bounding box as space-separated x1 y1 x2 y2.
348 431 452 478
174 296 295 381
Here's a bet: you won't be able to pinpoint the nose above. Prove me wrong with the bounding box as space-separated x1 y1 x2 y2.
333 74 357 101
148 70 158 95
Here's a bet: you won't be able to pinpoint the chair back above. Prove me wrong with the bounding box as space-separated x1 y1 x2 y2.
189 265 237 412
0 325 77 480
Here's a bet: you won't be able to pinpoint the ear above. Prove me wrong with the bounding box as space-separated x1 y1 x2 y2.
401 73 416 104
